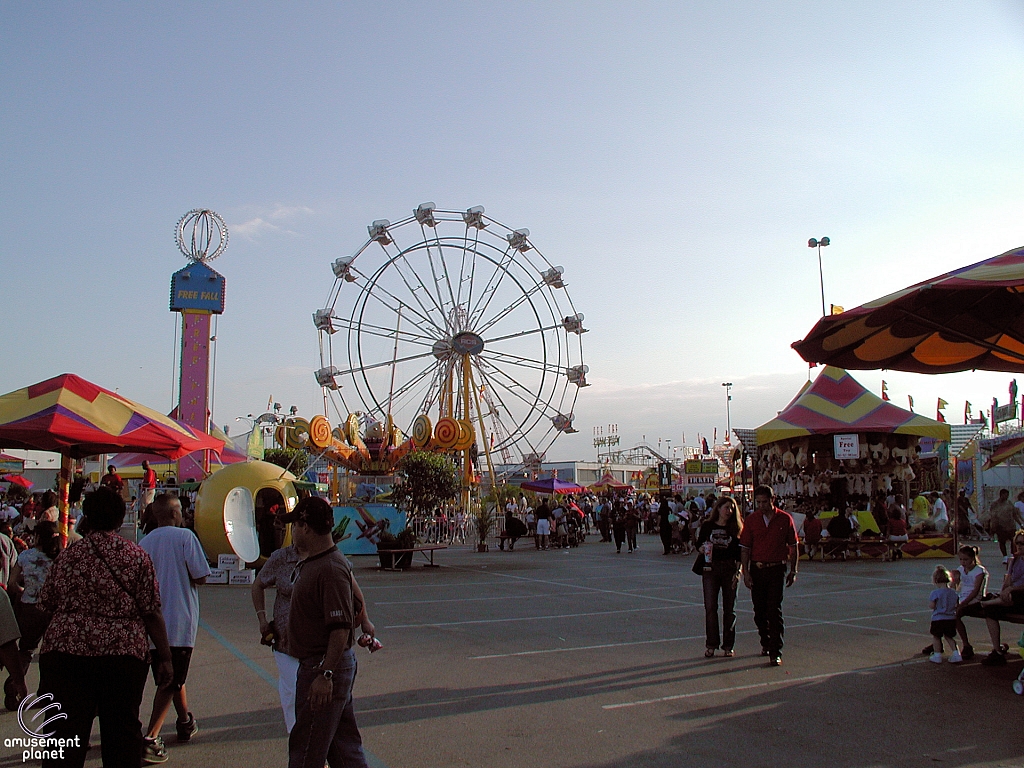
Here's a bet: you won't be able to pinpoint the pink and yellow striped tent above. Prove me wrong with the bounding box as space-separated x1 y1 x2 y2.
756 367 950 446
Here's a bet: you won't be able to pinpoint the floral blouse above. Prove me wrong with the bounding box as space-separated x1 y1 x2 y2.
256 545 300 656
40 531 161 660
17 548 53 604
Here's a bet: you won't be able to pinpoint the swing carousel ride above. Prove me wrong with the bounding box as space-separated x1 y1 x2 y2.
303 203 588 505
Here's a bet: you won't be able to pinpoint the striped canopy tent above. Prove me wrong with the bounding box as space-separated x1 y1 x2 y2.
0 374 223 541
756 367 951 446
983 436 1024 471
588 472 631 491
520 477 584 495
109 422 246 480
792 246 1024 374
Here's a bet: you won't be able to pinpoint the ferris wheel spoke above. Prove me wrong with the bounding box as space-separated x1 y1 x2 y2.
461 226 483 310
330 318 436 347
351 269 445 336
414 363 446 420
335 349 436 377
457 226 477 308
359 240 448 331
389 254 450 332
384 361 437 413
484 322 563 346
476 359 554 426
421 227 460 319
467 244 516 328
474 283 549 336
479 350 564 377
474 363 547 454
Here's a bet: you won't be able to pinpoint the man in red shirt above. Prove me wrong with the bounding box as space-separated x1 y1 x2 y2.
100 464 124 496
139 460 158 512
740 485 798 666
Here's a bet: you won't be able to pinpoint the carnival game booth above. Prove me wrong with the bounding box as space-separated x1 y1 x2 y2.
755 366 953 559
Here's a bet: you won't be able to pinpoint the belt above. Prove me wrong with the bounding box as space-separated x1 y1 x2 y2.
753 561 786 568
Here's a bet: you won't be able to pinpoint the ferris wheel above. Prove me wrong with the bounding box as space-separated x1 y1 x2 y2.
314 203 587 480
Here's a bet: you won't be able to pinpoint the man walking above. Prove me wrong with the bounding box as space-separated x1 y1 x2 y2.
988 488 1023 557
283 496 374 768
740 486 798 667
139 493 211 763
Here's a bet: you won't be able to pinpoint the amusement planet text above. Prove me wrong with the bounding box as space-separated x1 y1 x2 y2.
6 735 82 763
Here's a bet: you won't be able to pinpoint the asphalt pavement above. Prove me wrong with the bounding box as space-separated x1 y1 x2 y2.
2 533 1022 768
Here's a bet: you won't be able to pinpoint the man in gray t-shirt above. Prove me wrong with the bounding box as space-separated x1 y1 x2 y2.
283 497 374 768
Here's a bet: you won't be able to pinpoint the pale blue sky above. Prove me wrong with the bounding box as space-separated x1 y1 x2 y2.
3 2 1024 460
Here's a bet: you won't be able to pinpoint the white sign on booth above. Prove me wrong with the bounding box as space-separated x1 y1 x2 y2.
833 433 859 460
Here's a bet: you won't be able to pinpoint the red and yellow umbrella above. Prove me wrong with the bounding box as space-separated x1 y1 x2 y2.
792 246 1024 373
0 374 224 541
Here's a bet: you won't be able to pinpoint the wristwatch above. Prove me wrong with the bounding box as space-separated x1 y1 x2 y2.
321 669 334 681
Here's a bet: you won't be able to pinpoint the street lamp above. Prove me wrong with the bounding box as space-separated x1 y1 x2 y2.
808 237 830 317
722 382 733 444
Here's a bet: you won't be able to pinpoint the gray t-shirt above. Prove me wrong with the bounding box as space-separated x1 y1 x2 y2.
139 525 212 648
287 546 356 660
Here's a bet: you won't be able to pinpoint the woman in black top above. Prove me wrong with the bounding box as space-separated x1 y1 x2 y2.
695 497 743 657
658 498 673 555
611 502 627 553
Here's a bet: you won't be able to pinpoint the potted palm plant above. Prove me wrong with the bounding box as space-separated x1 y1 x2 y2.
474 504 496 552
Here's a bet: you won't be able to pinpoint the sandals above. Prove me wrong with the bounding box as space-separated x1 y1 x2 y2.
704 648 716 658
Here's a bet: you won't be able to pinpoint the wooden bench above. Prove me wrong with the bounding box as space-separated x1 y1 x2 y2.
378 544 447 571
495 531 526 550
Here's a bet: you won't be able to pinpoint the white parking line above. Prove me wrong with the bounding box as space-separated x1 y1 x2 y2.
602 658 927 709
467 608 932 658
384 603 697 629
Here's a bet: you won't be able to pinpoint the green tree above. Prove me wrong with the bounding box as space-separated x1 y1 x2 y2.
391 451 461 518
263 448 311 476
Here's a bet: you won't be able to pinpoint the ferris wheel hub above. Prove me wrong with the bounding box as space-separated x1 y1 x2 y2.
432 331 484 360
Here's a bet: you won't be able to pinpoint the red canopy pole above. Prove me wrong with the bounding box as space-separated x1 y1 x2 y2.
58 454 73 547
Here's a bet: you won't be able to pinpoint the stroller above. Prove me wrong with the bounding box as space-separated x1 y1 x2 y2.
1013 633 1024 695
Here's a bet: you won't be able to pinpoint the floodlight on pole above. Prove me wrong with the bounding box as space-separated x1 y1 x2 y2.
722 382 733 444
808 237 830 317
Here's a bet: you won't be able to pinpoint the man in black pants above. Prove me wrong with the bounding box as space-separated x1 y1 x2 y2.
740 486 798 666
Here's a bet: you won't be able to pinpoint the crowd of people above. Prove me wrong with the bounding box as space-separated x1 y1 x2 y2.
3 469 1024 764
0 480 374 768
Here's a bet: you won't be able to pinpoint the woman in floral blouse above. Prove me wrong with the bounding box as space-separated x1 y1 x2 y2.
37 486 173 768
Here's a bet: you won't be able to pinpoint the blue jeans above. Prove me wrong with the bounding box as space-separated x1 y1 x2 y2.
289 650 368 768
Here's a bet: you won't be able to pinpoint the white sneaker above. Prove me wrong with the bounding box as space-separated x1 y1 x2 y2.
929 652 943 664
950 650 963 663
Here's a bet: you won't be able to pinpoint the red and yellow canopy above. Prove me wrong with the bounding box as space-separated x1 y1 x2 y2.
0 374 223 459
756 367 950 446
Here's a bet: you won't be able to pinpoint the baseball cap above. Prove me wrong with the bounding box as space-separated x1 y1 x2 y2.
280 496 334 531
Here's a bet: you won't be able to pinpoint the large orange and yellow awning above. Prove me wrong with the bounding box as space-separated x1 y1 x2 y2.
792 246 1024 374
756 367 950 446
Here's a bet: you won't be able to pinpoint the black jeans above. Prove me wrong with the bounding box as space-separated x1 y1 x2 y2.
702 560 739 650
750 563 787 655
37 651 149 768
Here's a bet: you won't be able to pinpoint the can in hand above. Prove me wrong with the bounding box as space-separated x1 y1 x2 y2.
358 633 383 653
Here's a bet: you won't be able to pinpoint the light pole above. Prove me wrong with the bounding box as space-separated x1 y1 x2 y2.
722 382 733 444
808 237 830 316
